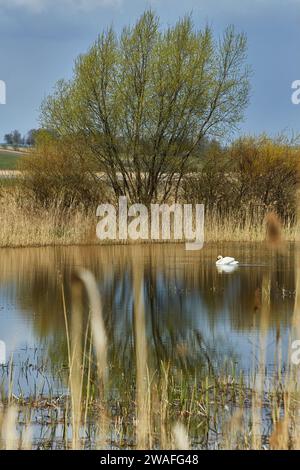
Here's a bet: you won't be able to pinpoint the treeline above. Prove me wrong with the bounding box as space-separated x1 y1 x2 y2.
2 129 37 148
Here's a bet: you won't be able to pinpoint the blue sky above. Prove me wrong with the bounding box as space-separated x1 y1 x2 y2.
0 0 299 141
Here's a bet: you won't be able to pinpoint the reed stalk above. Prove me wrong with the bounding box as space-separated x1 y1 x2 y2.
132 248 149 449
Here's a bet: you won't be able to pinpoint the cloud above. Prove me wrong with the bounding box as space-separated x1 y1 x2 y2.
0 0 122 13
1 0 299 16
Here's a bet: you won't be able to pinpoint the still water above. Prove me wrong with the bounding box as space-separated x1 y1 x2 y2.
0 242 296 397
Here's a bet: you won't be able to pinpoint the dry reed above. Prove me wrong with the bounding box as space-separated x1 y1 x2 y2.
0 190 298 247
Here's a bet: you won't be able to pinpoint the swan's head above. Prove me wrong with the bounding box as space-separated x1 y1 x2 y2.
217 255 223 261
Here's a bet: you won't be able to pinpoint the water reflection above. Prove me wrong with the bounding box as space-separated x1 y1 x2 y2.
0 242 296 393
216 264 239 274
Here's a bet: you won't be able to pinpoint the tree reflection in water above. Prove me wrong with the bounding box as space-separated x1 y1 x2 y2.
0 243 295 388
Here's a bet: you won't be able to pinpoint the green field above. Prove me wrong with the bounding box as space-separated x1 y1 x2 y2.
0 150 22 170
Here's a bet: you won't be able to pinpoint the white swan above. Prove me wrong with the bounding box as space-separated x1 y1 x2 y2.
216 255 239 266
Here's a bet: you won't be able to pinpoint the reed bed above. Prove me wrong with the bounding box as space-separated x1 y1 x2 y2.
0 355 298 450
0 190 298 247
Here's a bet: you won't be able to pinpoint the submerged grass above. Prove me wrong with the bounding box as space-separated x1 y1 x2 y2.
0 356 298 450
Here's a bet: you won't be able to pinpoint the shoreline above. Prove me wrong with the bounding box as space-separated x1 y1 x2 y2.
0 237 298 250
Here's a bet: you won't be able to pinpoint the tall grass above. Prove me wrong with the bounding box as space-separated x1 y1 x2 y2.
0 190 298 247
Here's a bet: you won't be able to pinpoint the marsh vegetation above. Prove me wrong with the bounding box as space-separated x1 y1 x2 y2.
0 242 299 449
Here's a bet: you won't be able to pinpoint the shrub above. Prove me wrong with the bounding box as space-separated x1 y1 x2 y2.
183 135 299 222
18 131 110 209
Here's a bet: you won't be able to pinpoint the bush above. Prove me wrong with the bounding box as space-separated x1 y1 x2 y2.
18 131 110 209
183 135 299 222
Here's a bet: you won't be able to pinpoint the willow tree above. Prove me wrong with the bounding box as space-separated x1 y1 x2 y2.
41 11 250 204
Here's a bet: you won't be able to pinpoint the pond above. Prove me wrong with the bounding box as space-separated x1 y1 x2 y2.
0 242 297 448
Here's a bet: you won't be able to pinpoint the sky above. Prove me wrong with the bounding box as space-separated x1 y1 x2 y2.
0 0 299 141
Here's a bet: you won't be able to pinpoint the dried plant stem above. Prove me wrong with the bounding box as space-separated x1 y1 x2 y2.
132 251 149 449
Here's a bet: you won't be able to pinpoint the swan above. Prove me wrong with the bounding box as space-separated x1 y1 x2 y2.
216 255 239 266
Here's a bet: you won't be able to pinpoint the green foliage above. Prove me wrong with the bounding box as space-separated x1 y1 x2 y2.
41 10 250 203
183 135 299 220
18 131 108 208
